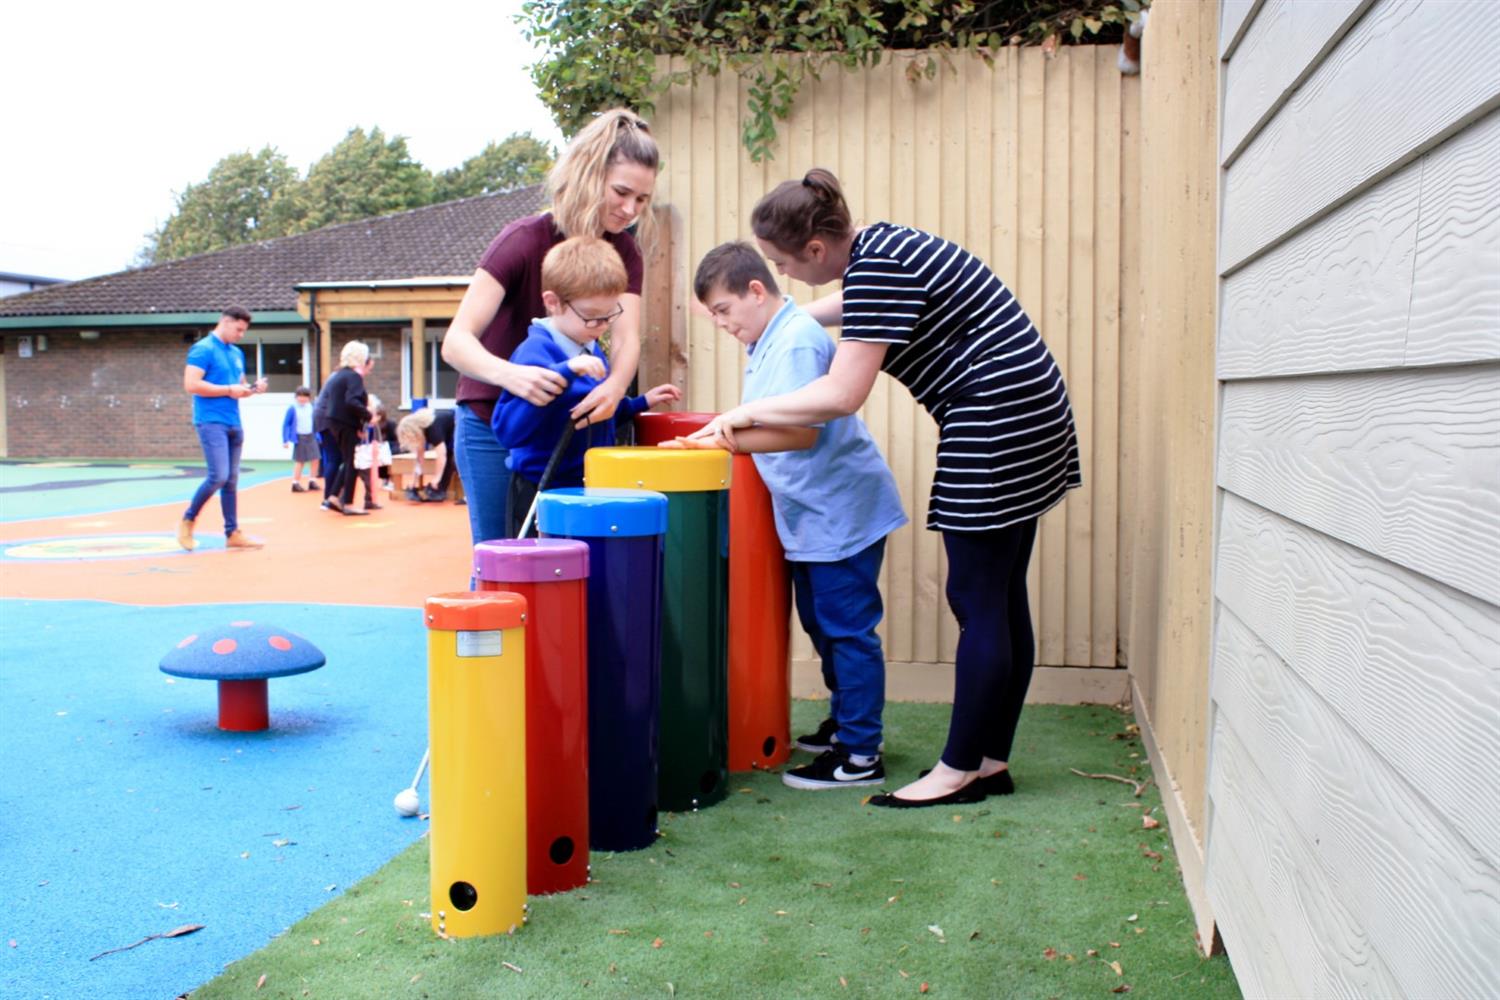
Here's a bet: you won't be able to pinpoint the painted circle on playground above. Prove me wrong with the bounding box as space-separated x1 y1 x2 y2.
0 534 212 561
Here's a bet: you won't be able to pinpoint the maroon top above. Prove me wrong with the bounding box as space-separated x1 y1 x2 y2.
457 212 644 423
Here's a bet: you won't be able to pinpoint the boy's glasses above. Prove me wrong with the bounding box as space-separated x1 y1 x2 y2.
566 302 624 329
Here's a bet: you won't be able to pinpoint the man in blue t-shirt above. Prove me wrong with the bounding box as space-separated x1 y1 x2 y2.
178 306 266 551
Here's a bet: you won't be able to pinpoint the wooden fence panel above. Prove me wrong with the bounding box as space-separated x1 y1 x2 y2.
651 48 1139 671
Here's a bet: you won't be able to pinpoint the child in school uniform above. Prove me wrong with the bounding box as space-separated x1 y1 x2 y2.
491 236 680 537
673 241 907 790
281 386 319 492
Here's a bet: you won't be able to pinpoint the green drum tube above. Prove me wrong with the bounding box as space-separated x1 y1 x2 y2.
585 447 730 811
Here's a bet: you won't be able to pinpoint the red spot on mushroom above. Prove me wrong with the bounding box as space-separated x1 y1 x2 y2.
213 638 238 655
268 635 292 651
231 621 254 628
178 634 198 649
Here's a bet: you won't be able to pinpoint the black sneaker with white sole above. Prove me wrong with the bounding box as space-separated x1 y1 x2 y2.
793 717 839 753
782 749 884 790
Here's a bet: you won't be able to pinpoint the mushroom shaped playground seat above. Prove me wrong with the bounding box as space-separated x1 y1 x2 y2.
160 621 326 731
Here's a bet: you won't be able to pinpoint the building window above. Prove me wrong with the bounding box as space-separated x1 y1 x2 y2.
240 330 308 393
402 325 457 406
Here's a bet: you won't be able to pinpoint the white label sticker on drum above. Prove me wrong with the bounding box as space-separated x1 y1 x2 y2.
456 630 502 658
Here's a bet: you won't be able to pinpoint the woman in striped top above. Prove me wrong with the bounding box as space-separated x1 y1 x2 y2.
692 168 1082 808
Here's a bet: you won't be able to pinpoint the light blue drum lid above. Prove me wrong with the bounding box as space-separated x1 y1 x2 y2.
537 487 669 539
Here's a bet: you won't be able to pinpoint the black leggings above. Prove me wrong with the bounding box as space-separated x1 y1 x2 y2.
940 519 1039 770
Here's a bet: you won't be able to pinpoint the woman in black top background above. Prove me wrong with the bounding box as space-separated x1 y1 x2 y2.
313 341 373 516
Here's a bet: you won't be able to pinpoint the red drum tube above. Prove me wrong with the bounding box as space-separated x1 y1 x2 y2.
636 413 793 771
474 538 591 896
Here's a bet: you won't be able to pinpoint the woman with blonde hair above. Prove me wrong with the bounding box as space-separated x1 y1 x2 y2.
312 340 373 516
442 107 660 545
395 406 458 502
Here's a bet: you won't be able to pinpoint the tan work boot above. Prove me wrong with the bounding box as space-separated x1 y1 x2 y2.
225 530 263 550
177 518 196 551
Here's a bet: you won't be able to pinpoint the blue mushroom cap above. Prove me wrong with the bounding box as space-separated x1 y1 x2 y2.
160 621 326 681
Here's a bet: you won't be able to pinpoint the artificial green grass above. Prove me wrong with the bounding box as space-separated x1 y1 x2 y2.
192 702 1239 999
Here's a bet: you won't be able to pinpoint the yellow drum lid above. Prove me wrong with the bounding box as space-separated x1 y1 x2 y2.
585 446 731 493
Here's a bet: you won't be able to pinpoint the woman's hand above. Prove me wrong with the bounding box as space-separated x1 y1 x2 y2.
567 355 607 380
570 380 625 427
643 383 683 408
685 406 755 452
498 362 568 406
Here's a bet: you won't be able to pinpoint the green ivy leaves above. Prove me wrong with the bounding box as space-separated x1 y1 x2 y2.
519 0 1145 162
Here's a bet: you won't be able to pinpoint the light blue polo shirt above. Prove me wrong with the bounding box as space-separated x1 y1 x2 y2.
185 332 246 427
743 297 907 562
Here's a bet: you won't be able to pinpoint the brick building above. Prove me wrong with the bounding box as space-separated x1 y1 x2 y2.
0 186 543 459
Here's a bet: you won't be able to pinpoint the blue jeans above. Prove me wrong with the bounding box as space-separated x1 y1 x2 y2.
185 422 243 535
791 538 888 757
454 403 512 547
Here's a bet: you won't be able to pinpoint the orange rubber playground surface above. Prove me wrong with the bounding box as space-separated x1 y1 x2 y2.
0 470 473 607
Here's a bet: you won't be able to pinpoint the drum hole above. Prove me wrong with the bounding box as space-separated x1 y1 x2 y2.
449 881 478 911
762 736 777 757
549 836 575 865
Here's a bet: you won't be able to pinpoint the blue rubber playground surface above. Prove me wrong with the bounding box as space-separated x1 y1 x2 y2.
1 601 429 999
0 460 464 998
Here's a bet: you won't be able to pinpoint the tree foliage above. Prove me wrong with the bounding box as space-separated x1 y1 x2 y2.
145 130 555 263
434 134 556 202
297 127 435 232
519 0 1146 161
151 147 302 261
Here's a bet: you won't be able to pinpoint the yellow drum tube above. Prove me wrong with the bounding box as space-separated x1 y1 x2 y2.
425 591 528 938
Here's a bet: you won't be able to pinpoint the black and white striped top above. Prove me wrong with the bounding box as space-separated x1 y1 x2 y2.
842 222 1082 532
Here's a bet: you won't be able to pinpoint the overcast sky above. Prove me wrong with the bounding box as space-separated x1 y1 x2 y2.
0 0 564 281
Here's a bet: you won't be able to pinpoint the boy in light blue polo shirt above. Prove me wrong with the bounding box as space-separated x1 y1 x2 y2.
682 242 907 790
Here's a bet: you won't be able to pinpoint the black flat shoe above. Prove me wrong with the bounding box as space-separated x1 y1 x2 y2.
919 768 1014 796
868 782 986 809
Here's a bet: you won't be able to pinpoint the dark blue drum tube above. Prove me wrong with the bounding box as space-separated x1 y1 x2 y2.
538 488 668 852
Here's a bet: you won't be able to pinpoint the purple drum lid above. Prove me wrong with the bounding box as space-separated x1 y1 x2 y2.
473 537 590 583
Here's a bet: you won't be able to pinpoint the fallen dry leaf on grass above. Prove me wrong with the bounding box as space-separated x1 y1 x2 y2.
256 974 267 989
1043 947 1058 960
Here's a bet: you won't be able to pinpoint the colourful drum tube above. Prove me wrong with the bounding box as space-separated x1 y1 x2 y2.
636 413 793 772
585 448 731 811
474 538 591 895
537 488 668 851
424 591 528 938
